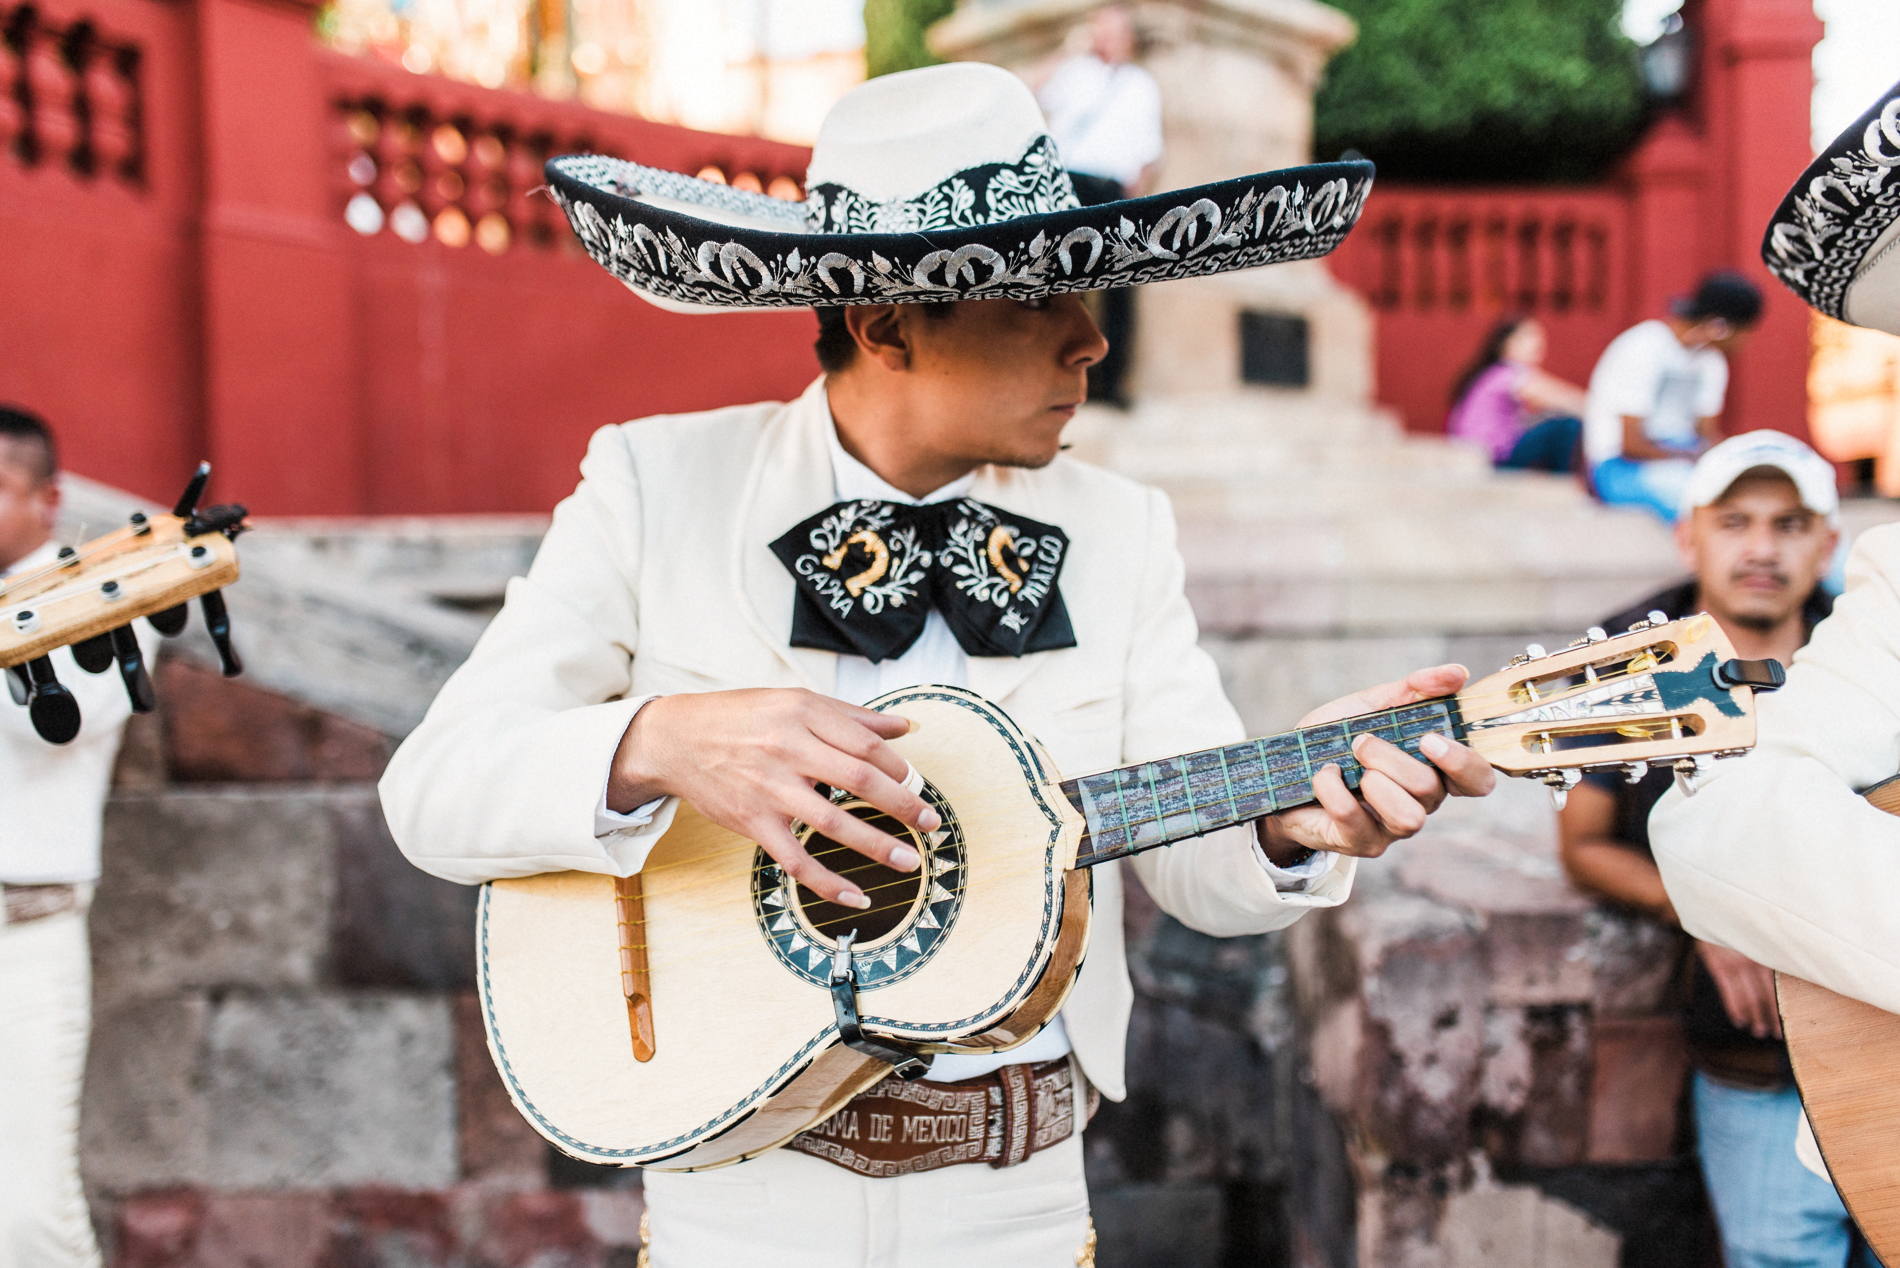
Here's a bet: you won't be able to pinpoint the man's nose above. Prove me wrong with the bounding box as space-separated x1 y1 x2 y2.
1063 298 1110 369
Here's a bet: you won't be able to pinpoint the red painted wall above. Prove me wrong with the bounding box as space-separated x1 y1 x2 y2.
2 0 821 515
1326 0 1822 443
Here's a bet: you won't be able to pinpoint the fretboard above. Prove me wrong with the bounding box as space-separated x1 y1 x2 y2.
1060 697 1466 868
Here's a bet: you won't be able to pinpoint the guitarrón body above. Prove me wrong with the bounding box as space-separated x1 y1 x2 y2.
479 615 1769 1170
480 687 1091 1170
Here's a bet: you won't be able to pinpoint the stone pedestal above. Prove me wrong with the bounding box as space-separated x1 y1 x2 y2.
932 0 1374 411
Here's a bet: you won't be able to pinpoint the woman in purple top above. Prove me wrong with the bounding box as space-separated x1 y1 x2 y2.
1446 316 1588 471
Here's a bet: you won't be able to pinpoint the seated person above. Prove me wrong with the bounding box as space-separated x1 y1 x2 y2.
1559 432 1857 1268
1584 272 1764 522
1446 315 1587 471
1652 76 1900 1196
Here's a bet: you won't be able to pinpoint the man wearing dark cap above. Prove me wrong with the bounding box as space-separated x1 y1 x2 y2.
1584 270 1766 521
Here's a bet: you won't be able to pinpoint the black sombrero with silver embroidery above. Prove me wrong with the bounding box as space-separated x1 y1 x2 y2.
543 62 1374 312
1762 77 1900 336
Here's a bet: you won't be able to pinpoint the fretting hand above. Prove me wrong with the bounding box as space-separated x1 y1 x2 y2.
608 689 938 909
1257 665 1496 864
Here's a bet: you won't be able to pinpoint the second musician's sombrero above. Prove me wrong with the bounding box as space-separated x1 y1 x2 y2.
544 62 1374 313
1762 77 1900 335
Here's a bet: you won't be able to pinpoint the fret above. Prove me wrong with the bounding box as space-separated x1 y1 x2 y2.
1064 696 1465 867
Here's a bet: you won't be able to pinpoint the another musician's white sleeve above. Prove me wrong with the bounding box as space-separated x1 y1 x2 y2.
1117 486 1356 937
380 423 662 885
1651 523 1900 1013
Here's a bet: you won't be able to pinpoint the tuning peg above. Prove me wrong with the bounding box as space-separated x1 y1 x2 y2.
147 604 189 637
23 656 81 743
1541 769 1581 810
1586 626 1607 642
71 633 115 674
6 665 27 707
1673 757 1705 797
184 503 249 539
1713 658 1786 692
1525 643 1548 659
1622 761 1649 785
200 590 242 677
173 461 211 518
109 626 155 713
129 510 152 536
1648 610 1667 626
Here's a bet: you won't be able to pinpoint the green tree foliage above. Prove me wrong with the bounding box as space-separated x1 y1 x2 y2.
1314 0 1647 183
864 0 957 80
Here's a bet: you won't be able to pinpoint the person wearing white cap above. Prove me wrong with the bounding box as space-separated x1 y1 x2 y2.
381 63 1497 1267
1652 75 1900 1208
1560 431 1850 1268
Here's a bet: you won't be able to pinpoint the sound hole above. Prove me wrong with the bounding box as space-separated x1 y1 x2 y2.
795 804 923 945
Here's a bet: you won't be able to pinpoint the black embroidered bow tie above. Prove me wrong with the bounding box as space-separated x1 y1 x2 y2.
770 498 1077 663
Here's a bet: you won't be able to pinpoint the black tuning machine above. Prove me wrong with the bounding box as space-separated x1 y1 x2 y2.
12 461 248 744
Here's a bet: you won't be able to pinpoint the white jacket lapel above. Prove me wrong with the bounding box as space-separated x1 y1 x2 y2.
732 379 839 696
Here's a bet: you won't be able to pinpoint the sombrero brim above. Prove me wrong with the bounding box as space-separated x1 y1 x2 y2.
1762 78 1900 334
545 154 1375 311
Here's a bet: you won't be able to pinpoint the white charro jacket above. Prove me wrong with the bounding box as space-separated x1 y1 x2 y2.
1652 523 1900 1011
379 378 1355 1101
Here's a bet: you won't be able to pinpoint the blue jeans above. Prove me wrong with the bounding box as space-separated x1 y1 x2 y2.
1592 454 1696 522
1695 1073 1882 1267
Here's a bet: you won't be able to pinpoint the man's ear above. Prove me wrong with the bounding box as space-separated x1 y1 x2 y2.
37 476 60 534
846 305 910 372
1673 514 1697 571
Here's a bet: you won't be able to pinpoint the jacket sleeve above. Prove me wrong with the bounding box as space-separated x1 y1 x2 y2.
1120 487 1356 936
378 425 655 885
1651 524 1900 1011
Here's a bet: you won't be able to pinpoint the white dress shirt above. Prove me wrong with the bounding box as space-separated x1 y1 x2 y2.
0 540 140 885
592 404 1332 1080
1035 55 1165 189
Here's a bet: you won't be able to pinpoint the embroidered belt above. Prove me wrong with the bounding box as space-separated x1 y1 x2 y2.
785 1057 1095 1178
2 882 82 926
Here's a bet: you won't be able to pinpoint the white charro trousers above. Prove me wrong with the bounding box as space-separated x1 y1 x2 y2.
640 1131 1093 1268
0 910 102 1268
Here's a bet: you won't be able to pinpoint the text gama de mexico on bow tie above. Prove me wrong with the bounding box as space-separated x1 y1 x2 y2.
770 498 1077 662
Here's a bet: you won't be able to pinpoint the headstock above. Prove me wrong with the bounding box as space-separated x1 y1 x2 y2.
1456 612 1781 805
1 462 248 744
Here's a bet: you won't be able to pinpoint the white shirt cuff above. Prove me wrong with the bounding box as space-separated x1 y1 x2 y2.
592 696 680 874
1250 834 1339 893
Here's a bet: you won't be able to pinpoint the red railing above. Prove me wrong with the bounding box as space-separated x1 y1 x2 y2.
2 0 823 515
1328 187 1634 433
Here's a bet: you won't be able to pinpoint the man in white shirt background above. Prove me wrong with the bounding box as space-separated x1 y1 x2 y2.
1584 270 1764 522
1027 6 1164 406
0 407 138 1268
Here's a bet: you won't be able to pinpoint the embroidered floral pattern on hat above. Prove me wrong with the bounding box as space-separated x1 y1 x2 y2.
1763 87 1900 320
547 154 1372 310
805 136 1081 234
768 498 1075 663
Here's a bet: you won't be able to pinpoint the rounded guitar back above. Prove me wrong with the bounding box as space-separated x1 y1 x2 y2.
1779 975 1900 1261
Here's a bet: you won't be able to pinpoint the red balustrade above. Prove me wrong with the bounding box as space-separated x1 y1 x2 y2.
2 0 821 515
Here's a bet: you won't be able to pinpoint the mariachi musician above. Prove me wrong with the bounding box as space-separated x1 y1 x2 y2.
380 64 1494 1267
1652 79 1900 1173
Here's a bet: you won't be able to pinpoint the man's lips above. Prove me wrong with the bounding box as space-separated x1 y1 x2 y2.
1733 571 1789 591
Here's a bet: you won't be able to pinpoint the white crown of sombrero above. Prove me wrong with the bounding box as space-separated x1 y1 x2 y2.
545 62 1374 312
1763 77 1900 336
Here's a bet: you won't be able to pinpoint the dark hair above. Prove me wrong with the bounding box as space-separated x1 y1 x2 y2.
813 303 956 372
0 405 56 484
1677 270 1764 328
1449 315 1532 410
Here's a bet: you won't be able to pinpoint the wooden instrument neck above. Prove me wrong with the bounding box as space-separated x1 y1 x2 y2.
1060 696 1467 868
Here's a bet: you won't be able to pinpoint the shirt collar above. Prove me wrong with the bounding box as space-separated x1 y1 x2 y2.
824 390 976 508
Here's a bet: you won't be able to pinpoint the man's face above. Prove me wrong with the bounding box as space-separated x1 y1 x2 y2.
893 295 1107 472
0 444 57 574
1678 473 1837 632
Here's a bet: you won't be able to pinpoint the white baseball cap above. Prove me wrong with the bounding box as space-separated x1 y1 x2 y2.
1680 430 1841 524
